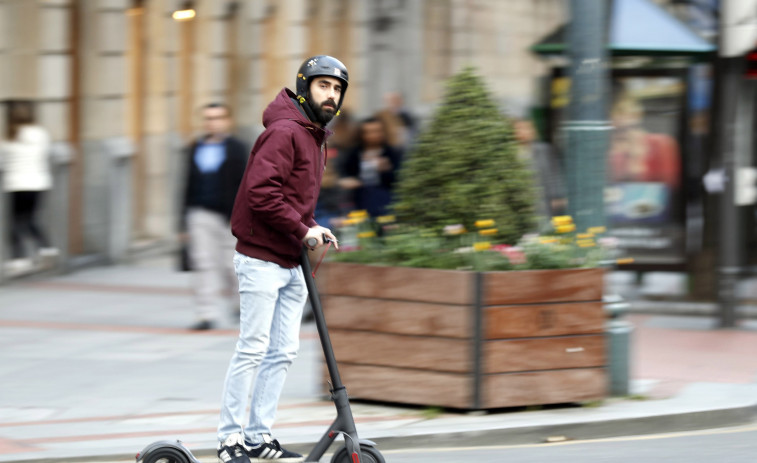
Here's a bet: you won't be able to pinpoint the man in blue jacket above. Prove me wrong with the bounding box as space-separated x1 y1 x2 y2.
181 103 248 331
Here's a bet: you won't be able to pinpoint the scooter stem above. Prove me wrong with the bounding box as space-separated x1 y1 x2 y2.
300 245 344 390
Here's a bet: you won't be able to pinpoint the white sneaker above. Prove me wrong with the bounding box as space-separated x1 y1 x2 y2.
246 434 303 462
217 433 250 463
5 258 34 274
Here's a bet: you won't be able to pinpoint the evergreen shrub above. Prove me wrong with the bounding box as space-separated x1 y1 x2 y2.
392 66 537 244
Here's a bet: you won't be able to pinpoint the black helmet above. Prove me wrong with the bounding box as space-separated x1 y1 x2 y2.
296 55 349 113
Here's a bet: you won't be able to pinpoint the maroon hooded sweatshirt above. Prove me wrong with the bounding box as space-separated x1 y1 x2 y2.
230 88 328 268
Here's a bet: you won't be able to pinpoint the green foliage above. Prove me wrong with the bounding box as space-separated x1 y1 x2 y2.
393 67 537 244
421 406 444 420
581 400 605 408
332 215 616 272
329 69 620 272
334 223 470 269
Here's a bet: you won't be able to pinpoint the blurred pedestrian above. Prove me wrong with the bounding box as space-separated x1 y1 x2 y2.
513 115 567 224
377 91 417 151
2 100 56 273
216 55 345 463
180 103 248 331
314 107 357 227
338 116 402 218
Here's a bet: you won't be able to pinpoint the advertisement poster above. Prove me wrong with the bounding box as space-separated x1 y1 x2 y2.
550 73 687 264
605 76 686 264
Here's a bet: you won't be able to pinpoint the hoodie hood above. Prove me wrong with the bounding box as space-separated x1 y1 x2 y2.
263 88 329 146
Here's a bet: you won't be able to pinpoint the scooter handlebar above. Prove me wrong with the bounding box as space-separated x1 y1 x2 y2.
306 234 332 248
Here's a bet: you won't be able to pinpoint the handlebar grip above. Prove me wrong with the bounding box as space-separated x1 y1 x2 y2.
306 234 332 248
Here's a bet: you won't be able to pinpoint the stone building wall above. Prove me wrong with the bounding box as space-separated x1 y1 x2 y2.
0 0 567 259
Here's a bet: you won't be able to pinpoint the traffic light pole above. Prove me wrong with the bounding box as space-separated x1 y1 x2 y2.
715 55 743 328
563 0 611 233
715 0 756 328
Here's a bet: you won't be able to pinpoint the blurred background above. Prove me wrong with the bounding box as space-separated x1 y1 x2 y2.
7 2 757 461
0 0 752 324
0 0 564 266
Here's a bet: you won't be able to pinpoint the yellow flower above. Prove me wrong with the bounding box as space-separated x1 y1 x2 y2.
539 237 559 244
479 228 498 236
475 219 495 228
341 218 361 226
551 215 573 226
357 231 377 239
576 239 596 248
348 210 369 219
473 241 491 251
376 215 396 224
577 233 594 239
556 223 576 233
587 226 607 234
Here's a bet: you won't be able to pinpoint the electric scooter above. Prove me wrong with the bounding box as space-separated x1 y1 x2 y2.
136 238 385 463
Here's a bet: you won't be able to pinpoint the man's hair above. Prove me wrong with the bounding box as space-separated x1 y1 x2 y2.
361 116 382 126
202 102 232 117
6 100 35 139
357 116 387 146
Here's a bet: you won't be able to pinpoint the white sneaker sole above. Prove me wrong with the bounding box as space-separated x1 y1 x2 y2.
249 457 304 462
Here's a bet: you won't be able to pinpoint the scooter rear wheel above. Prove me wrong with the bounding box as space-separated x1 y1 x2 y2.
140 447 192 463
330 444 385 463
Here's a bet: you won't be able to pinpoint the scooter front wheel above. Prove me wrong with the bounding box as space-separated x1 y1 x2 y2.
330 444 385 463
139 447 193 463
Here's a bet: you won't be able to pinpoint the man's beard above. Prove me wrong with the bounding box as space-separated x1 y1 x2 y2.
307 98 337 125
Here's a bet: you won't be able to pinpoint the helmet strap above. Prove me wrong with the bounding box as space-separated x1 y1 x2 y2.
297 95 319 124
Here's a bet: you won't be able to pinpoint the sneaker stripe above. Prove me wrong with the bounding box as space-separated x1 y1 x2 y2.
257 447 284 459
247 435 301 461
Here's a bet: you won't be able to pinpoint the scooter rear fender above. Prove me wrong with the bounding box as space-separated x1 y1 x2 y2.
135 439 198 463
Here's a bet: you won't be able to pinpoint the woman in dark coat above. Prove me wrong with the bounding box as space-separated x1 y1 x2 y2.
337 116 402 217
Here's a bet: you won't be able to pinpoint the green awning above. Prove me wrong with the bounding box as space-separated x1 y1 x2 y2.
532 0 715 57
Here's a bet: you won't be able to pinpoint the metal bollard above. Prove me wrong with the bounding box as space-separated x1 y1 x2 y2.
604 294 633 396
103 137 135 263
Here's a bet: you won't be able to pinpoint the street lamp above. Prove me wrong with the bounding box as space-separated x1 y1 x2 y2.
172 1 196 21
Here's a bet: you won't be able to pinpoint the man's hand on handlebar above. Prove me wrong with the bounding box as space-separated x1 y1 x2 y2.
303 226 339 250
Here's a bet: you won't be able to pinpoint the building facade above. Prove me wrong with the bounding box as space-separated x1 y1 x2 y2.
0 0 565 264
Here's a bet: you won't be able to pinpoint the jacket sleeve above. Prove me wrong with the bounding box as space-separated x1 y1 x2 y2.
244 126 310 239
339 147 360 178
222 137 250 219
379 146 402 188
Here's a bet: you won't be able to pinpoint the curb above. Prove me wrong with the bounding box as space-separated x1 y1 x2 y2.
366 403 757 450
8 401 756 463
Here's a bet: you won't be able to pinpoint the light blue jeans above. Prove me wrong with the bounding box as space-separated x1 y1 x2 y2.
217 252 307 444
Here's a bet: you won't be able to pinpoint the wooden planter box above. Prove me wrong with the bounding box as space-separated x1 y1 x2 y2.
319 262 607 410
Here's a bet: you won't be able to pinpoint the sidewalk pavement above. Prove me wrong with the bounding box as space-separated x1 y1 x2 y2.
2 255 757 462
